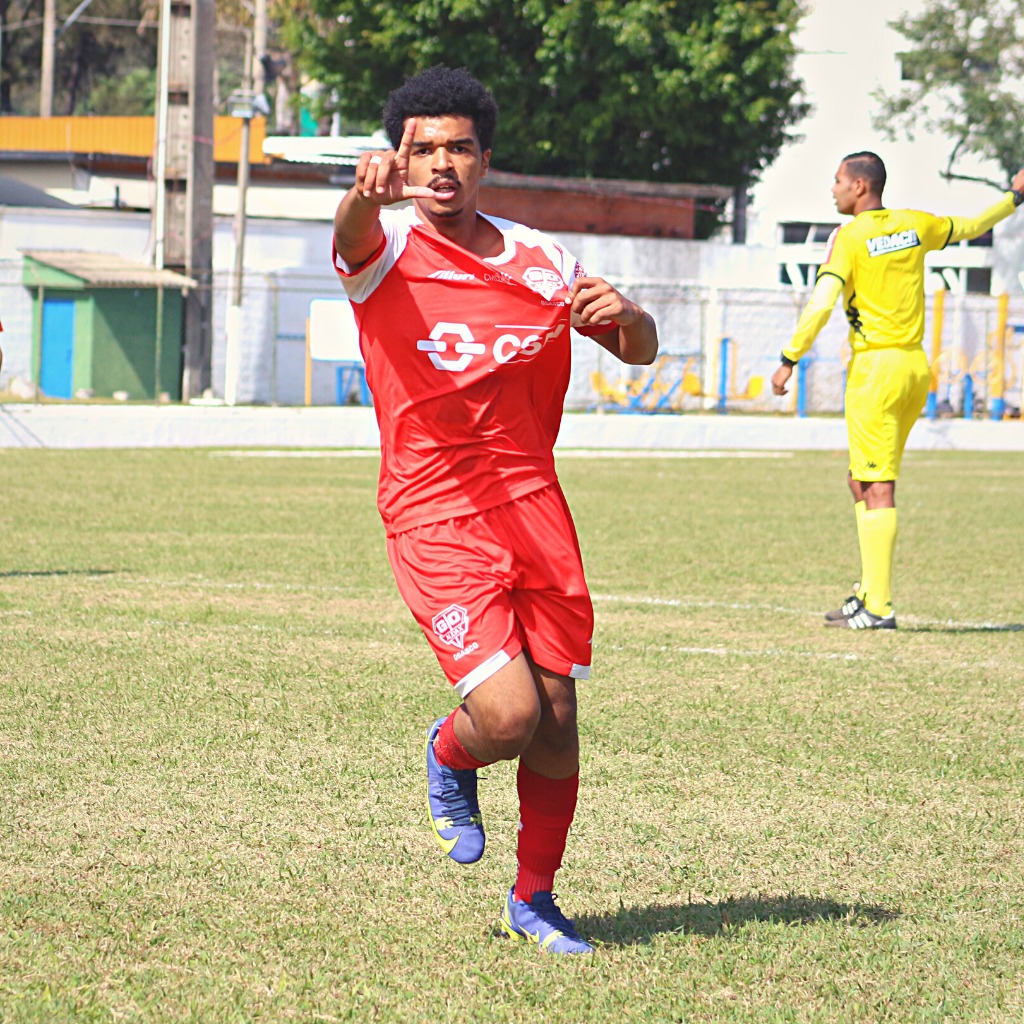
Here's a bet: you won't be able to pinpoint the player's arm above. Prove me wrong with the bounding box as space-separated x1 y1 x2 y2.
569 277 658 365
771 273 843 395
334 118 439 268
946 167 1024 244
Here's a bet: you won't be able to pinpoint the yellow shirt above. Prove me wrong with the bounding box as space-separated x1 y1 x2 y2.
783 192 1018 361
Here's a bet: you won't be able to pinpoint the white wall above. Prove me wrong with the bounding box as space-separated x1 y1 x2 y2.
3 203 1022 414
749 0 1019 250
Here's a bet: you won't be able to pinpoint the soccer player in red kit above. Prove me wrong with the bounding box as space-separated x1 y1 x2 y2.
332 66 658 954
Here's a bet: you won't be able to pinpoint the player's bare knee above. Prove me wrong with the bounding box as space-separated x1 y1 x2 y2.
532 702 578 755
477 702 541 758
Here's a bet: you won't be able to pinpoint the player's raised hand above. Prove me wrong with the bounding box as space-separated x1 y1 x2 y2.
355 119 440 204
569 276 642 327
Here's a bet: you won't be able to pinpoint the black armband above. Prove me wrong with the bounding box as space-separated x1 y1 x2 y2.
780 353 798 367
1012 189 1024 208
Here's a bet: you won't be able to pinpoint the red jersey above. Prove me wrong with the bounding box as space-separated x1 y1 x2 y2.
333 208 591 535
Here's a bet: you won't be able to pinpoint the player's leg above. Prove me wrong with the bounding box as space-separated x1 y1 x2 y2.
854 350 928 619
855 479 897 620
514 660 579 901
827 354 879 621
835 349 927 628
823 475 866 620
388 511 536 864
833 350 896 626
493 484 595 953
425 653 543 864
857 350 929 621
499 661 593 954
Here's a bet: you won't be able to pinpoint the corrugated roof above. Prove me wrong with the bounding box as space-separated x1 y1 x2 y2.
484 169 735 201
21 250 197 288
0 116 268 165
259 137 733 200
261 133 390 166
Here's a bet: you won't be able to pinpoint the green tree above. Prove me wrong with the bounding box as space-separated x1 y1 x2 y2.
873 0 1024 188
1 0 49 113
0 0 263 119
85 66 156 116
276 0 808 191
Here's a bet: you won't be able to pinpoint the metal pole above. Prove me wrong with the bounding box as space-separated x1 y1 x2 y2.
990 292 1009 421
153 0 172 270
305 317 312 406
224 37 254 405
253 0 267 98
926 288 946 419
716 337 728 414
40 0 56 115
154 284 164 402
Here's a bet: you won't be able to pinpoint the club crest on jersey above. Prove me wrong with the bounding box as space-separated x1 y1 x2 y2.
432 604 469 649
522 267 564 301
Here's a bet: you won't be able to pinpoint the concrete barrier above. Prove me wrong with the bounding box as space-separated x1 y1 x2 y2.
2 403 1022 452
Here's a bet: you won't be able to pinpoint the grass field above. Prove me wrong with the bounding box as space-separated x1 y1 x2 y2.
1 446 1022 1023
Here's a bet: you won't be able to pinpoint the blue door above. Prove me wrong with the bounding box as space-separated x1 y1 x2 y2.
40 298 76 398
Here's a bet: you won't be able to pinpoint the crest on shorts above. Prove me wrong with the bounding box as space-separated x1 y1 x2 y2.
432 603 469 650
522 266 563 301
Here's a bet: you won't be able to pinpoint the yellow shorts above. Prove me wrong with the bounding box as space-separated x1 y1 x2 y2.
845 346 930 481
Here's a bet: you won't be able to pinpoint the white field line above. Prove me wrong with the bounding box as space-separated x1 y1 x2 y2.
556 450 794 459
593 592 804 615
126 576 366 595
601 641 865 662
591 591 1023 634
210 450 379 458
14 575 1019 634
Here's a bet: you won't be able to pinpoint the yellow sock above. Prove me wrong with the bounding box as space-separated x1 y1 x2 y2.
858 507 897 616
854 501 866 599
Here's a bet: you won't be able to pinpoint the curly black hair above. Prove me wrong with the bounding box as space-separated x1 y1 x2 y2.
382 65 499 152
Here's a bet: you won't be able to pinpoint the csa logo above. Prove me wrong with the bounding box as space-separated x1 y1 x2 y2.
432 604 469 650
522 266 564 301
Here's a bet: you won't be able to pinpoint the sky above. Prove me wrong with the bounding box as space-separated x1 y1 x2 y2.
746 0 1009 246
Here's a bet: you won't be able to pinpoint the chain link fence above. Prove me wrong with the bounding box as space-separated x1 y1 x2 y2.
4 255 1023 416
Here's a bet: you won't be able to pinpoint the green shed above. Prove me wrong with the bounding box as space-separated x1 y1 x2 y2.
22 250 196 401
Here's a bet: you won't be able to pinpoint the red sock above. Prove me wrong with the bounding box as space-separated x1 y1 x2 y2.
432 709 488 771
513 764 579 903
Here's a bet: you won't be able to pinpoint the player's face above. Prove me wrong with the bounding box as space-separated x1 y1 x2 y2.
831 163 858 215
404 115 491 220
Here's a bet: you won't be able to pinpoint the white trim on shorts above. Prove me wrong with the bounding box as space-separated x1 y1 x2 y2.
455 649 513 700
454 650 591 698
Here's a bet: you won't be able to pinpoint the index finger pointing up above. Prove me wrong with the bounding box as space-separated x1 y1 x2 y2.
396 118 418 162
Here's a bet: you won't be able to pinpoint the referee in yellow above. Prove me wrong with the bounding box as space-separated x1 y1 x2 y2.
772 152 1024 629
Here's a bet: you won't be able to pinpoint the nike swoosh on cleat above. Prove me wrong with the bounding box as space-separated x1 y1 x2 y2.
431 821 459 855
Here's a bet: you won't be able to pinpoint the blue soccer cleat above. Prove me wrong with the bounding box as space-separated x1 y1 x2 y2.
499 888 594 954
425 717 485 864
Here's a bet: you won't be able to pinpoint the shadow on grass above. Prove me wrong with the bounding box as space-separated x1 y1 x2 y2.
905 623 1022 633
581 893 901 946
0 569 120 578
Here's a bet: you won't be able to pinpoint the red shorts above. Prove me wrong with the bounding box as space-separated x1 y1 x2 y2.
386 483 594 698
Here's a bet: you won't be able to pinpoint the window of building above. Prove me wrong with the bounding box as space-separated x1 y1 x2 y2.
779 222 839 245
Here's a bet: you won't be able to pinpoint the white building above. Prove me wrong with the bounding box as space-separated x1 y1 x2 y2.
751 0 1024 295
2 0 1022 413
